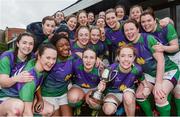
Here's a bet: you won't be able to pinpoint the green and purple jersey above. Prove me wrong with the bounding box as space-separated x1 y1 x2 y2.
131 33 179 79
105 26 128 51
0 50 34 77
0 59 46 102
41 55 75 97
107 63 144 93
72 57 100 88
151 24 177 45
70 41 86 53
87 41 105 57
143 23 179 56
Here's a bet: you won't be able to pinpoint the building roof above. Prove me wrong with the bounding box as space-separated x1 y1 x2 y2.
62 0 103 16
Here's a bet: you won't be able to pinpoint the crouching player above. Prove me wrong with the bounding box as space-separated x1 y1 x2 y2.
67 48 101 115
86 45 149 116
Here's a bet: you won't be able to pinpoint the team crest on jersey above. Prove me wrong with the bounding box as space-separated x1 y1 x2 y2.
64 74 72 81
81 83 90 88
119 84 127 92
118 41 126 47
136 57 145 65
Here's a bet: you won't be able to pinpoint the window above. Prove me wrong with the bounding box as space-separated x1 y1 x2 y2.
12 33 18 38
154 8 170 19
176 5 180 38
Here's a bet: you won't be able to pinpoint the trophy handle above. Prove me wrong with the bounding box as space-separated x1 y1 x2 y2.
109 70 118 82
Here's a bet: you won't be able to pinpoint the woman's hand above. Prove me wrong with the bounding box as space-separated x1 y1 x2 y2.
97 81 106 92
85 91 102 110
159 17 174 27
34 98 44 113
153 43 164 52
13 71 34 83
154 82 166 99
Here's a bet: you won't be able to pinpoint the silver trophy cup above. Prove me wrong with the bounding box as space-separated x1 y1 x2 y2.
90 68 118 109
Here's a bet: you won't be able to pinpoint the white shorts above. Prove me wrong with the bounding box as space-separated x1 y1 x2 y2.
107 89 135 103
144 69 178 84
72 84 97 94
43 93 68 110
107 93 123 102
168 51 180 69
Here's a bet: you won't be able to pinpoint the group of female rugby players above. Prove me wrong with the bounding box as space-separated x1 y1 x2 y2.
0 4 179 116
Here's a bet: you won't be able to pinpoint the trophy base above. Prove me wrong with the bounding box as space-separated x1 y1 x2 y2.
89 90 103 104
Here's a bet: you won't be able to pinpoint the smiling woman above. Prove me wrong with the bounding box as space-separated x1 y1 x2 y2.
0 0 77 30
0 43 57 116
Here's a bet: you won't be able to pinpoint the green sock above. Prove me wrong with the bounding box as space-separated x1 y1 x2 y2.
174 98 180 116
137 99 153 116
156 103 171 116
68 100 84 107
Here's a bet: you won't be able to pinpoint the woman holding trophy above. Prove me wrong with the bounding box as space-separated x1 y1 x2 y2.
87 44 149 116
